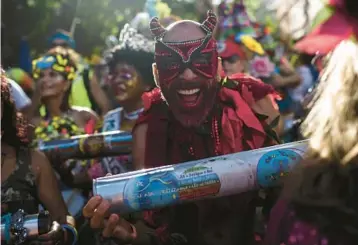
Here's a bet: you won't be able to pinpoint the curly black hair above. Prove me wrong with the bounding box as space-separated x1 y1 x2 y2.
1 71 30 148
105 24 156 89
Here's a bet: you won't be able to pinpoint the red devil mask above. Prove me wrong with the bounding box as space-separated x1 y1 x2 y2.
149 11 220 128
150 10 218 84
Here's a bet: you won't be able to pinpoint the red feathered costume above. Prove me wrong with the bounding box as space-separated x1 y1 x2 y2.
133 74 280 245
131 11 281 245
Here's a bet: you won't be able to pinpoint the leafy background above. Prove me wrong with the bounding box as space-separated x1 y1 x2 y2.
2 0 269 67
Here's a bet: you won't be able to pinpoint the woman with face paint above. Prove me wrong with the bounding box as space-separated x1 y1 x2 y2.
87 24 156 179
104 24 156 131
1 71 77 245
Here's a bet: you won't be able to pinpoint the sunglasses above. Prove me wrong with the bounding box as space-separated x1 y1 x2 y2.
221 55 241 64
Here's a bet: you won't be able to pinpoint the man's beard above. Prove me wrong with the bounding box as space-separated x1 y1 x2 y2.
160 78 219 128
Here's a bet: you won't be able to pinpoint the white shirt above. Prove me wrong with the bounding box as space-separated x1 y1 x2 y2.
8 78 31 110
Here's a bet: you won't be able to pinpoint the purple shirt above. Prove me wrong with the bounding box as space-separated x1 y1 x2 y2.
264 199 350 245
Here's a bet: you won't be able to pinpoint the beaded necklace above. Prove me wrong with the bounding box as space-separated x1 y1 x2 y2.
123 108 144 121
187 107 222 158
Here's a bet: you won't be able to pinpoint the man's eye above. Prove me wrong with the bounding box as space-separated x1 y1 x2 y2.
194 58 210 65
158 56 181 69
167 62 180 69
193 53 212 65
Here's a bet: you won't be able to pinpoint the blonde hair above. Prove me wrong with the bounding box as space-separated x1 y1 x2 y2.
302 40 358 165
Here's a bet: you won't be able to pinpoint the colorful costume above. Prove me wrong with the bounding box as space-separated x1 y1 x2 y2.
217 1 276 80
132 11 280 245
32 50 91 217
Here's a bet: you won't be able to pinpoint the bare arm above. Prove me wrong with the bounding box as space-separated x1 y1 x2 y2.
132 123 148 170
89 73 111 115
32 150 68 224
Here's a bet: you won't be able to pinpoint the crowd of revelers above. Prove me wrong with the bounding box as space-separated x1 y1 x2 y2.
2 0 358 244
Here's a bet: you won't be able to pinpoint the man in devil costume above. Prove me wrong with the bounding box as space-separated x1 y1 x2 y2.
83 11 280 245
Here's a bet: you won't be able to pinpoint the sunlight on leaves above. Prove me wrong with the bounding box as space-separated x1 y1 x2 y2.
26 0 35 7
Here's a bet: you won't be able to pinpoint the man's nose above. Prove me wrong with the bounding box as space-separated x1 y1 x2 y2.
179 68 198 80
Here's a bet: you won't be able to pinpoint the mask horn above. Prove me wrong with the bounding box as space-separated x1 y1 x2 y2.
150 17 167 40
201 10 217 34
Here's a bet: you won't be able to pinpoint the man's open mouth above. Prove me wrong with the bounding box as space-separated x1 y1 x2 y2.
177 88 202 106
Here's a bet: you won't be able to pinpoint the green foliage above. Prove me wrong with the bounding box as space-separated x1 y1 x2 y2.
2 0 202 65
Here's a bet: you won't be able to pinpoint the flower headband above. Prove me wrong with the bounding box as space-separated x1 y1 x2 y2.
32 48 77 81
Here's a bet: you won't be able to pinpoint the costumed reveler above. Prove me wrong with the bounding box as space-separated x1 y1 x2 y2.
1 70 77 245
83 11 281 245
216 1 276 80
30 46 98 218
48 29 111 116
216 1 303 142
87 23 156 178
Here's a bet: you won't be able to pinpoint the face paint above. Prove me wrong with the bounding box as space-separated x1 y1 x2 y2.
155 37 219 127
107 63 143 103
150 10 219 128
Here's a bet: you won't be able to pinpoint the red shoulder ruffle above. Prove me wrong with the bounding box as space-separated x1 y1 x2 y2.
219 74 280 152
227 73 281 103
132 88 167 135
141 87 163 111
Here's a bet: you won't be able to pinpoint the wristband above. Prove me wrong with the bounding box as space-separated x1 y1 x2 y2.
61 224 78 245
2 213 12 243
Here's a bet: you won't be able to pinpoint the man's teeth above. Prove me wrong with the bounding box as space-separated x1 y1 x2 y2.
177 89 200 95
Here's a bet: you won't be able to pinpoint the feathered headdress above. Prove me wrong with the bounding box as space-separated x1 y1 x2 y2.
118 24 155 53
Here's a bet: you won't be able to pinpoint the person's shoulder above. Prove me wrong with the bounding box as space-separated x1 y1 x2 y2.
30 149 51 176
105 107 123 116
142 87 165 110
